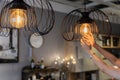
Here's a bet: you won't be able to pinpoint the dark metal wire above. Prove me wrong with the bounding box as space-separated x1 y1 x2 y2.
61 8 111 41
0 0 55 36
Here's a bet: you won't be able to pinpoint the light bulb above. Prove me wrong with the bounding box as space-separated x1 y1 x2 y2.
9 9 27 28
80 23 91 36
67 62 70 65
54 61 58 64
57 56 60 60
70 56 74 59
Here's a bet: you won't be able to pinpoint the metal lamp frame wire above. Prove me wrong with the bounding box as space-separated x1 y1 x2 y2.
61 8 111 41
0 0 55 36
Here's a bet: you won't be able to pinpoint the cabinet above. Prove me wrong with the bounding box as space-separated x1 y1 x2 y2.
22 66 58 80
96 34 120 58
97 34 120 48
70 70 99 80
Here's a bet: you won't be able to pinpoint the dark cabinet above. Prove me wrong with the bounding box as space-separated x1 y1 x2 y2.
97 34 120 59
70 70 99 80
22 66 58 80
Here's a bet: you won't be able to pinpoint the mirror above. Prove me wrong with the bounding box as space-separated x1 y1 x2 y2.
29 33 43 48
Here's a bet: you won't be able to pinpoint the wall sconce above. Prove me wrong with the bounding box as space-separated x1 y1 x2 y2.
61 2 111 41
0 0 55 36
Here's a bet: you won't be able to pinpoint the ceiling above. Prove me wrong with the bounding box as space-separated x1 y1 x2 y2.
0 0 120 23
50 0 120 24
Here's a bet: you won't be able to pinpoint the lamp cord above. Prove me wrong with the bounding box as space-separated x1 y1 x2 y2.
83 0 87 11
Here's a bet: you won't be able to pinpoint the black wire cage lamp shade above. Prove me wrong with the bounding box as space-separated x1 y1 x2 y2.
0 0 55 35
61 8 111 41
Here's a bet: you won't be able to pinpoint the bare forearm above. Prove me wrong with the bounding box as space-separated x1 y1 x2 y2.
82 43 120 79
89 50 120 79
93 43 120 67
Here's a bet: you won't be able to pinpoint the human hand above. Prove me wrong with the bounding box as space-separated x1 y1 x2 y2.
80 32 95 46
81 38 91 52
80 33 95 57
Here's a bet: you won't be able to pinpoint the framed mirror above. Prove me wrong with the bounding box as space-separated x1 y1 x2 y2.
0 29 19 63
29 33 43 48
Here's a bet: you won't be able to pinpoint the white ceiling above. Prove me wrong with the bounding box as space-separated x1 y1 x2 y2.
50 0 120 24
0 0 120 23
51 0 120 14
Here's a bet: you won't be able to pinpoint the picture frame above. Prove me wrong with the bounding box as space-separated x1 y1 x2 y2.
0 29 19 63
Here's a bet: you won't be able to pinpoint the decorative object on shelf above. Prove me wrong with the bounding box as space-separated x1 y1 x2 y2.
61 0 111 41
0 0 55 36
29 33 44 48
60 71 68 80
0 28 18 63
40 59 45 69
102 36 111 46
113 37 119 46
31 58 35 69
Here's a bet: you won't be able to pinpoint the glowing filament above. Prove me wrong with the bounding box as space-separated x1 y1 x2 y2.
80 23 91 36
9 9 27 28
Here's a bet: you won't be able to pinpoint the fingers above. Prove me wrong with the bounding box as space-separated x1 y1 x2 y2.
81 39 91 53
82 36 91 46
81 33 94 46
80 39 85 47
81 39 89 48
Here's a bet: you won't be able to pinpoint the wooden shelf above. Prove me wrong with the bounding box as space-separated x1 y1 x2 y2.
22 65 59 80
96 34 120 58
97 34 120 49
22 66 58 73
102 46 120 48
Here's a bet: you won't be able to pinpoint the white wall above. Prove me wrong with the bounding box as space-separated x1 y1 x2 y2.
33 12 67 66
0 30 30 80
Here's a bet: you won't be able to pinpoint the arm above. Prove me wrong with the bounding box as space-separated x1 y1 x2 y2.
81 41 120 79
81 33 120 67
93 43 120 67
89 49 120 79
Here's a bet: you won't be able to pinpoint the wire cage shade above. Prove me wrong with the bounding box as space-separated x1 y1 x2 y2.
61 8 111 41
0 0 55 35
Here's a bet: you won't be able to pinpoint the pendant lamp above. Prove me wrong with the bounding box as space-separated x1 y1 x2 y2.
0 0 55 36
61 2 111 41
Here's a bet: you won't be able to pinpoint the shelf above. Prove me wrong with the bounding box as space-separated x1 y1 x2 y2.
96 34 120 59
97 34 120 49
22 66 58 73
102 46 120 49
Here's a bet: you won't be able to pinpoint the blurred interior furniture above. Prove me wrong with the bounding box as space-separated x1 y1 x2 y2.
22 65 58 80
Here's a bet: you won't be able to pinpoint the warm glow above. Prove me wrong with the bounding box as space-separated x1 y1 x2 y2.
63 59 65 62
80 23 91 36
9 9 27 28
70 56 74 59
72 61 76 64
56 56 60 60
54 61 58 64
67 62 70 65
57 56 60 60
